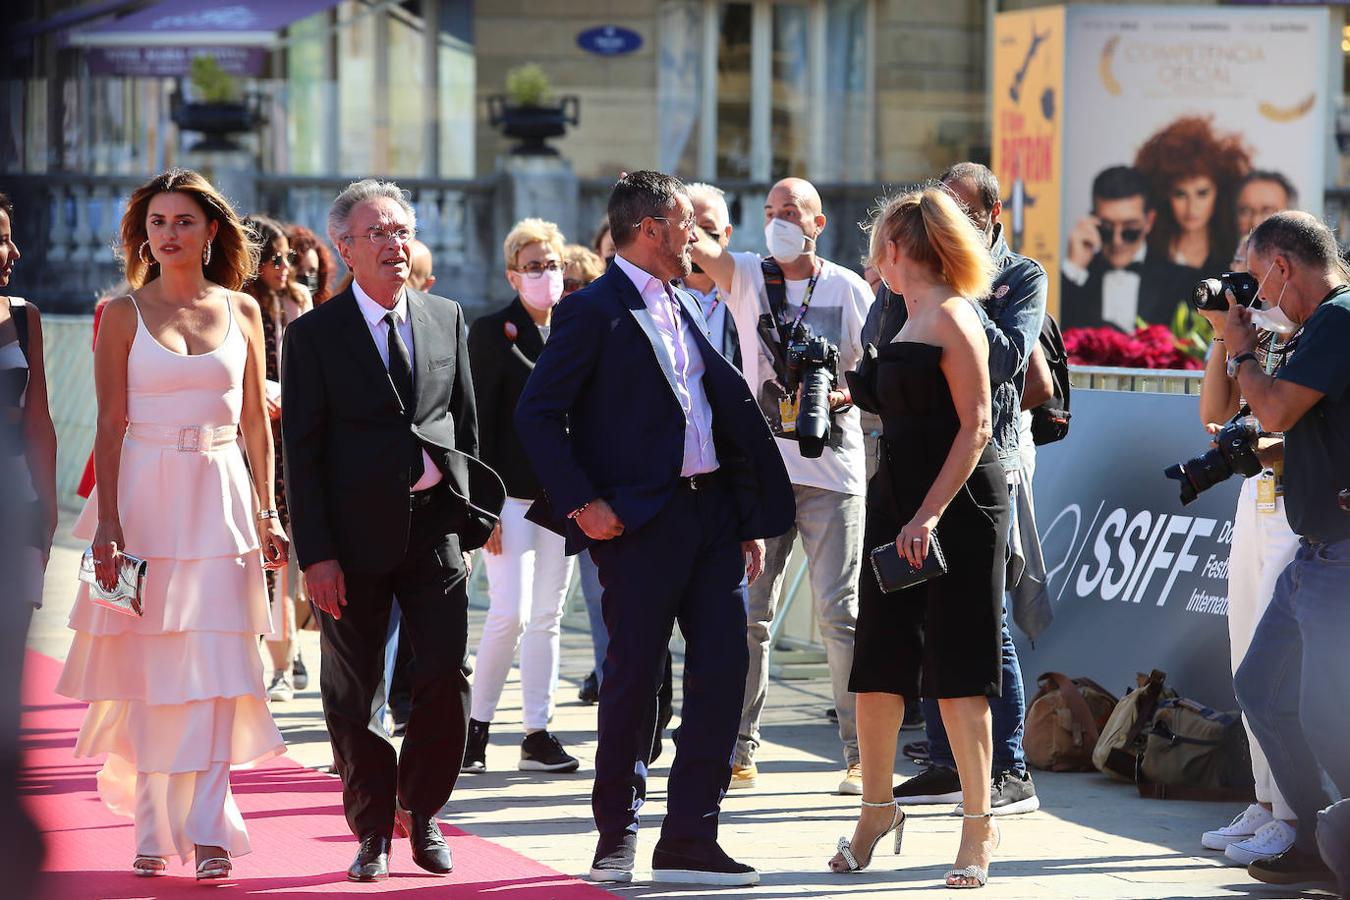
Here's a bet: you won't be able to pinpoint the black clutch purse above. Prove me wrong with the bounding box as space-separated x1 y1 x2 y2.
870 533 947 593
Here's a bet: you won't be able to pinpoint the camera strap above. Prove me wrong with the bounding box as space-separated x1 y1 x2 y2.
761 257 820 345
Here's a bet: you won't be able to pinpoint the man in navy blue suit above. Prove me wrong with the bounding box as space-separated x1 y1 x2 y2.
516 171 794 886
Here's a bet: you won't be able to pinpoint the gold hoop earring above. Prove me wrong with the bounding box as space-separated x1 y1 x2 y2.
202 241 212 267
138 240 153 266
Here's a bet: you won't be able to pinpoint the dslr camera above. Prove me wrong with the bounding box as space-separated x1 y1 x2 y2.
784 322 840 459
1164 410 1266 505
1191 271 1260 313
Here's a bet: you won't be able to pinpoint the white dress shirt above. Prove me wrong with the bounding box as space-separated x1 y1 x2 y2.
613 255 718 476
1061 245 1147 332
352 280 443 491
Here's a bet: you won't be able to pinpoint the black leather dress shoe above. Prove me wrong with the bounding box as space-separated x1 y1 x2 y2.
347 835 391 882
1248 846 1334 885
397 808 452 875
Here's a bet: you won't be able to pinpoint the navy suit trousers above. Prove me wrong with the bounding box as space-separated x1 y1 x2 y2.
587 477 748 842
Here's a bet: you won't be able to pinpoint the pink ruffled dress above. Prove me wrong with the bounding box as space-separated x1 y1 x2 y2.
57 296 284 862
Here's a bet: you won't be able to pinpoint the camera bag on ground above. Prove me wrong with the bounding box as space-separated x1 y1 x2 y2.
1136 697 1255 801
1025 672 1119 772
1092 669 1171 781
1030 313 1072 446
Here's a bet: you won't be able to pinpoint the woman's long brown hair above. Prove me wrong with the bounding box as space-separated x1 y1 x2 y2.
119 168 256 290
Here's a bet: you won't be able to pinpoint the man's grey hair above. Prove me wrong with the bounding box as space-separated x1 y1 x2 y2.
607 171 686 249
327 178 417 245
1249 211 1343 272
685 181 730 229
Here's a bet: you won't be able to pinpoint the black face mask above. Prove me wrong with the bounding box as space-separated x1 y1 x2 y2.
301 272 320 293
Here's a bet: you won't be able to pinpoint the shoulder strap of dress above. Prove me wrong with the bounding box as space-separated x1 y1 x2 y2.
10 298 29 361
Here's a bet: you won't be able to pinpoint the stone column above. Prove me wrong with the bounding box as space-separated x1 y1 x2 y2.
494 155 579 267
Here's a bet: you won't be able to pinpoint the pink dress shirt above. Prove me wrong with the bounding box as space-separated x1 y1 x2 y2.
612 255 719 477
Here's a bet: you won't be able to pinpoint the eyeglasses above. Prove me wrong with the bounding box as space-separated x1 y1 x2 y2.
515 260 564 279
347 227 416 247
1097 222 1145 245
267 250 298 269
640 215 696 232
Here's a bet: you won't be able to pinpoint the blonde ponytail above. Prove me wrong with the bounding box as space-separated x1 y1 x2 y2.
868 186 996 300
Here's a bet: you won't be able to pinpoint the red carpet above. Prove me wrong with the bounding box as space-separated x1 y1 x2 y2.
21 651 614 899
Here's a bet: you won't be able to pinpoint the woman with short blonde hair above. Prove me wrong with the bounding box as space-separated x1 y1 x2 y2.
463 216 578 775
831 186 1009 889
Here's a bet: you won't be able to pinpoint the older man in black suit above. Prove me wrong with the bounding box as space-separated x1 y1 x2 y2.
282 179 504 883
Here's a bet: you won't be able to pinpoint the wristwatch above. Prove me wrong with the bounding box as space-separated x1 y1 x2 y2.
1226 351 1258 379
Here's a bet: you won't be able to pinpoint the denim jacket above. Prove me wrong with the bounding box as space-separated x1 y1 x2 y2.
859 225 1047 472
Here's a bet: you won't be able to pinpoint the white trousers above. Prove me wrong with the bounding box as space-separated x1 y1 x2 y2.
471 497 575 731
1228 476 1301 822
128 758 248 862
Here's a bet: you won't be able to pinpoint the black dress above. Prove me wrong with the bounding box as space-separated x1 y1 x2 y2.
849 341 1010 700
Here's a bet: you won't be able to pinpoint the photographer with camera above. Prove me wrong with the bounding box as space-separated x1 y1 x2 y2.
1190 262 1302 866
1221 211 1350 887
691 177 873 794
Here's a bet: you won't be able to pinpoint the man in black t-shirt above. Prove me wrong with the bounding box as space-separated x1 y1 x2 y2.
1223 211 1350 888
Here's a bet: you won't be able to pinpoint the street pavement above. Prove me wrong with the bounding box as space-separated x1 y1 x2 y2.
27 519 1337 899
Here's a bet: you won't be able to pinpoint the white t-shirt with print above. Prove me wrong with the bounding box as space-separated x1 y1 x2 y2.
727 251 873 497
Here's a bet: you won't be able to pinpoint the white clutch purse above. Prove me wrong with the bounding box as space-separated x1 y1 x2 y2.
78 548 148 617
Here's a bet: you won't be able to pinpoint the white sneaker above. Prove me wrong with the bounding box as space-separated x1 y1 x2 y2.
267 671 294 703
1202 804 1272 850
1224 819 1297 866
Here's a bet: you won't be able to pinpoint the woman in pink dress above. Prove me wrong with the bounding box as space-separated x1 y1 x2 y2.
56 169 290 880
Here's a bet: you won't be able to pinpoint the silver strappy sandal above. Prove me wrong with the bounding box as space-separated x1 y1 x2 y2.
830 798 906 873
945 812 1000 889
132 855 167 877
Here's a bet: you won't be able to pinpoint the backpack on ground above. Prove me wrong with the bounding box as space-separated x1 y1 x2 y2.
1024 672 1119 772
1030 313 1071 446
1092 669 1170 781
1137 697 1255 801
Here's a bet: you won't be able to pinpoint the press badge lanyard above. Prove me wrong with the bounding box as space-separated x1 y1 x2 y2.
773 265 821 343
1255 332 1295 514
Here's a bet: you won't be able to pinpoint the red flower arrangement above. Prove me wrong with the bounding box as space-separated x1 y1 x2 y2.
1063 324 1203 370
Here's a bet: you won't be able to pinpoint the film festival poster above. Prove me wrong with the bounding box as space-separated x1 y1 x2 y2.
995 5 1328 333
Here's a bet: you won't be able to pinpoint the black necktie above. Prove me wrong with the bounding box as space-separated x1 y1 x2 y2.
384 312 424 485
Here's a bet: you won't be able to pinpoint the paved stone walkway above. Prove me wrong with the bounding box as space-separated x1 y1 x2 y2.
28 520 1336 899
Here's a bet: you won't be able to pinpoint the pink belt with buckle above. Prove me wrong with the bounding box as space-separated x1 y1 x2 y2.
126 423 240 452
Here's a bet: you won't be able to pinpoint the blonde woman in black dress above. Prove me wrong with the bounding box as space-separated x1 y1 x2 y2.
831 187 1009 889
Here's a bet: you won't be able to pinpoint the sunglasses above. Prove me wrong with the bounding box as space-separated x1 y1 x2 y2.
1097 222 1144 246
267 250 298 269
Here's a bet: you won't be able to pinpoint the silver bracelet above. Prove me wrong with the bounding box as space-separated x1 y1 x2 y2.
256 509 279 521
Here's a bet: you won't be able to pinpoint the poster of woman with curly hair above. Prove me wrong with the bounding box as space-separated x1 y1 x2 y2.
1053 5 1327 334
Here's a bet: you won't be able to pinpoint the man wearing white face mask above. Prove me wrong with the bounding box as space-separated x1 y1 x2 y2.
1225 211 1350 887
464 217 579 775
692 177 873 794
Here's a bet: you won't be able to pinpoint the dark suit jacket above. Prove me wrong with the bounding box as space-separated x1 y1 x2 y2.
281 286 505 573
1060 251 1196 331
467 298 545 501
514 267 795 556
